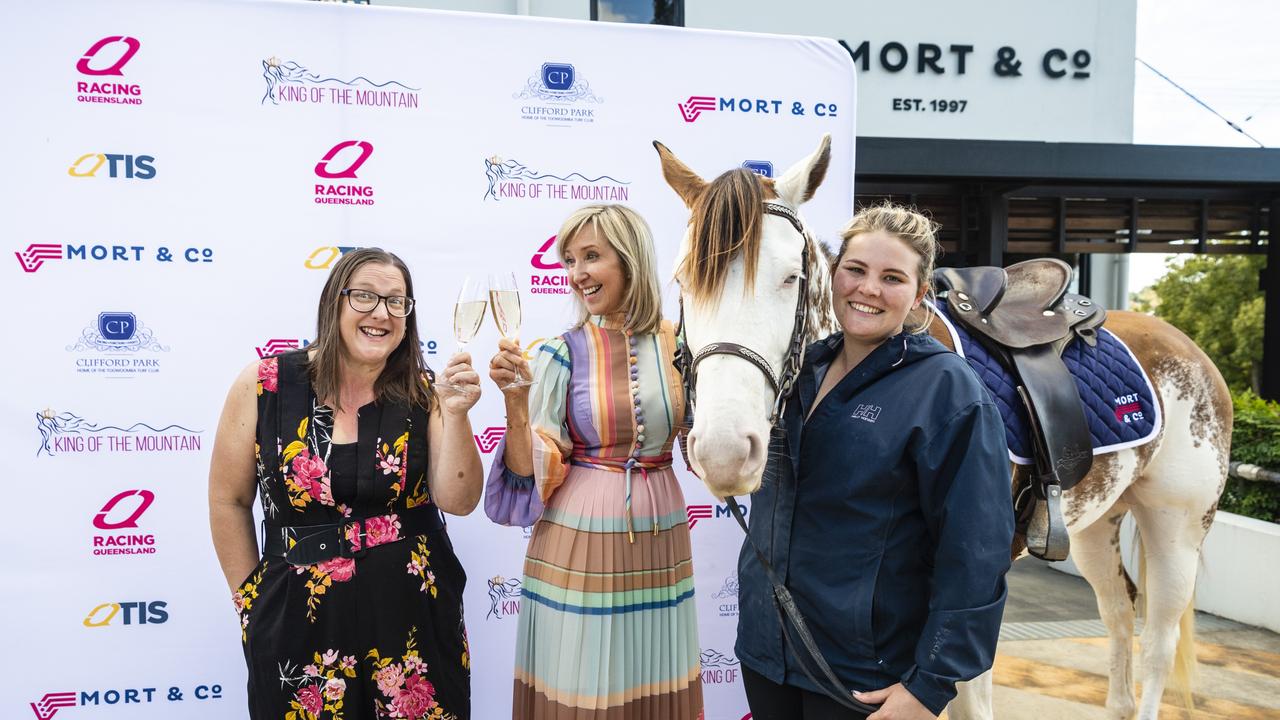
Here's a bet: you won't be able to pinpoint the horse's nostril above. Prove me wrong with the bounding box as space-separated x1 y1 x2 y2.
743 431 766 472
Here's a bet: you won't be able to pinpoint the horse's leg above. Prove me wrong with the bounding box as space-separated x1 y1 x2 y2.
1071 504 1137 719
1127 500 1210 720
949 668 993 720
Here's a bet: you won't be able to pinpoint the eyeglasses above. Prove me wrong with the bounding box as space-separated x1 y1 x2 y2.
340 288 415 318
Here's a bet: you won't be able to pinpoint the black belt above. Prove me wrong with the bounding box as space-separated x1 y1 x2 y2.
262 506 446 566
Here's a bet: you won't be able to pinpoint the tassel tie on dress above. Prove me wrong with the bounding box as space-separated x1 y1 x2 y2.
569 453 673 543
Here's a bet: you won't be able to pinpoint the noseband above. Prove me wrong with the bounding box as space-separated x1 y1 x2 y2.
675 201 811 427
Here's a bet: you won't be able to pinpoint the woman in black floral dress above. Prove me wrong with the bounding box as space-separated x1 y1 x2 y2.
209 248 484 720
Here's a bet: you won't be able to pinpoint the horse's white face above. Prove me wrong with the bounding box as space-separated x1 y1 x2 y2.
656 135 834 498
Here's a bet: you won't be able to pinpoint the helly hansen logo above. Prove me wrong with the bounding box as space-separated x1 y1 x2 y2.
851 404 881 423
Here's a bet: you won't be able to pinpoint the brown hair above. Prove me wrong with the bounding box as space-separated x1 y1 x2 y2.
556 204 663 336
308 248 432 412
837 202 941 333
676 168 764 306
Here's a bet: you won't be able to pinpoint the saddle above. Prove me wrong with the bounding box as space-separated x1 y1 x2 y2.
935 258 1107 561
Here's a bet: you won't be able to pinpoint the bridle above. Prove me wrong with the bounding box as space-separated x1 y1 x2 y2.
675 201 811 429
672 199 881 715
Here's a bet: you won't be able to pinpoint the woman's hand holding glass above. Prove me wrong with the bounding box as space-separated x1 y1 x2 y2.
436 351 482 414
488 337 532 398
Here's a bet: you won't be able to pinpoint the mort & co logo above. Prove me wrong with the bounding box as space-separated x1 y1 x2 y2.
261 56 420 109
678 94 840 123
30 684 224 719
83 600 168 627
686 502 747 530
13 243 214 273
514 62 602 126
37 409 200 457
66 312 169 377
90 488 161 557
742 160 774 178
255 338 308 358
474 426 506 454
68 152 156 180
487 575 522 620
483 155 629 203
75 36 143 105
314 141 375 206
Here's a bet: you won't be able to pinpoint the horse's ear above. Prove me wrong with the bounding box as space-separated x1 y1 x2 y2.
653 140 707 208
775 134 831 207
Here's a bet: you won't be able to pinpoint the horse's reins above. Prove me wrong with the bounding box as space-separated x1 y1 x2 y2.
676 201 880 715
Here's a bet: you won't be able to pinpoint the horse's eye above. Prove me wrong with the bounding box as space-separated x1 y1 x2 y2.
783 273 801 285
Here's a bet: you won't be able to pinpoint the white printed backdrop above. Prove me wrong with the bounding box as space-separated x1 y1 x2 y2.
2 1 854 718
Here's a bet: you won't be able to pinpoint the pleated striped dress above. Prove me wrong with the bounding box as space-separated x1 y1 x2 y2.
501 315 703 719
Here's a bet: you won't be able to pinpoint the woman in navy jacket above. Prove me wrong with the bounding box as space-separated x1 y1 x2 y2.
737 203 1015 719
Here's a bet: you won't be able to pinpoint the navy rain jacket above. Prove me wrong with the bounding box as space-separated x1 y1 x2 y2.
736 330 1014 715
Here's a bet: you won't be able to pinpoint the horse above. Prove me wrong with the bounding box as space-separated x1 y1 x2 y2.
654 134 1231 720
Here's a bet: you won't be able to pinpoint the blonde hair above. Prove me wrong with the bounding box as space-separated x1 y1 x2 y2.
556 204 663 336
837 202 941 334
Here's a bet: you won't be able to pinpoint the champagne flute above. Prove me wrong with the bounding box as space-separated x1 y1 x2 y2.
489 272 533 389
442 276 487 391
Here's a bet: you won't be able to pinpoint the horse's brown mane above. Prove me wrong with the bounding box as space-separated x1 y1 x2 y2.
677 168 765 305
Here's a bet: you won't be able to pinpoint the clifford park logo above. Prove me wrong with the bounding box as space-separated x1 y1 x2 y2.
483 155 629 203
314 140 375 206
514 62 602 126
65 312 169 377
75 35 143 105
261 56 420 109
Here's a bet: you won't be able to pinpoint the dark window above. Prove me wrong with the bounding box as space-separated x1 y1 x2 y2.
592 0 683 26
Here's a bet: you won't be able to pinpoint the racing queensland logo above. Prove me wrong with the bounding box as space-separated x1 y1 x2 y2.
514 62 602 126
36 409 202 457
261 56 420 109
75 36 143 105
314 141 375 206
678 94 840 123
529 236 570 296
91 488 160 557
487 575 522 620
484 155 629 203
66 312 169 377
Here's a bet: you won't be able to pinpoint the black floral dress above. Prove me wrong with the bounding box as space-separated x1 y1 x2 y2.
234 350 469 720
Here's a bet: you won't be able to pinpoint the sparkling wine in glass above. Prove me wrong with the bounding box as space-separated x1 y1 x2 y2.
490 273 532 389
442 276 487 390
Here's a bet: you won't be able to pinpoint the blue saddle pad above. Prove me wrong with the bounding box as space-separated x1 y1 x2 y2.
933 302 1162 465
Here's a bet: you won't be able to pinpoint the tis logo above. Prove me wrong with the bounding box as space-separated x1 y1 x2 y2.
14 243 63 273
678 95 717 123
256 338 301 358
542 63 575 92
474 427 506 454
487 575 522 619
305 245 362 270
315 140 373 179
76 36 140 76
94 490 155 530
68 153 156 179
30 693 77 720
742 160 773 178
82 600 168 627
530 236 563 270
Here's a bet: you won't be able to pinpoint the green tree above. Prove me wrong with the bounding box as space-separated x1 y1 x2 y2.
1131 255 1265 391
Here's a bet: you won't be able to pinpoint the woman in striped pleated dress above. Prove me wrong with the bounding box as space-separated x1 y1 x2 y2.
485 204 703 719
